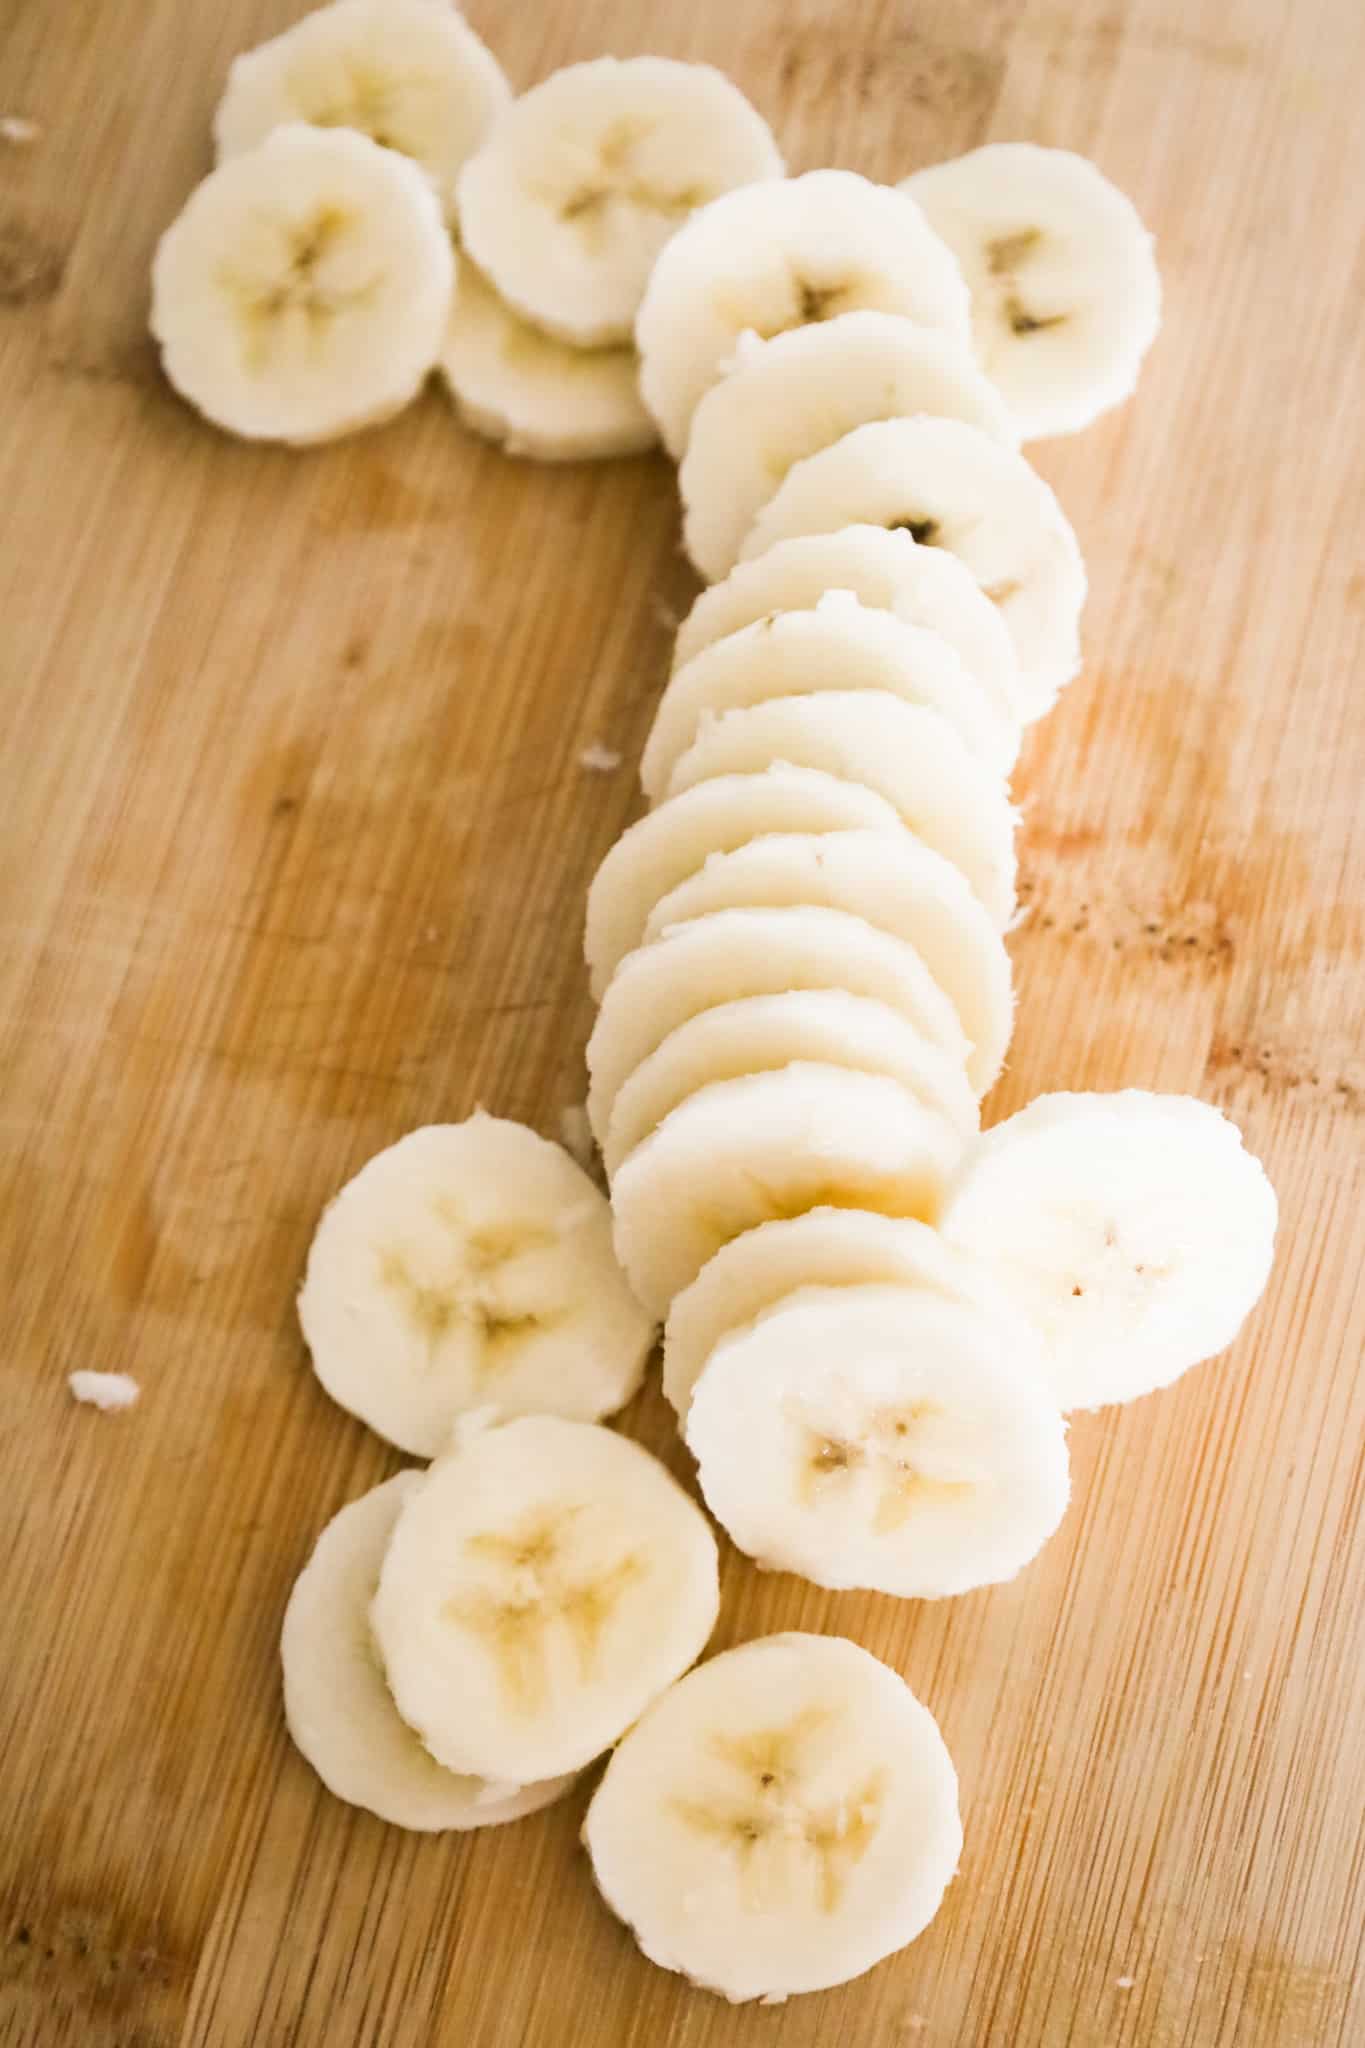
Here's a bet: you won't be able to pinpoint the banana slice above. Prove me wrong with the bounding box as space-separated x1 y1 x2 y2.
940 1091 1278 1409
662 1208 993 1421
611 1067 964 1318
297 1115 653 1458
901 144 1161 442
583 1632 962 2003
213 0 509 215
673 525 1020 736
151 124 453 445
644 829 1013 1098
584 764 906 1000
438 253 656 461
686 1284 1069 1596
679 310 1017 582
642 591 1016 797
372 1414 719 1782
603 991 978 1181
586 904 968 1145
636 169 971 458
740 416 1086 718
282 1472 575 1829
455 58 783 348
665 692 1017 930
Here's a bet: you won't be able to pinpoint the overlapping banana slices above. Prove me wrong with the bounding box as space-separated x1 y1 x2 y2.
158 14 1282 1999
154 16 782 455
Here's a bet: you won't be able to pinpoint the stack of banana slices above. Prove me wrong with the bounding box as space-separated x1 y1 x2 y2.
150 0 785 454
287 1114 969 2002
166 0 1280 2007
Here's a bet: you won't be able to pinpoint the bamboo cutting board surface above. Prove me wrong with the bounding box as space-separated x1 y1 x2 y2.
2 0 1363 2042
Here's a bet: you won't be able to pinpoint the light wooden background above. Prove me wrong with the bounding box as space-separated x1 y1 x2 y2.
2 0 1363 2042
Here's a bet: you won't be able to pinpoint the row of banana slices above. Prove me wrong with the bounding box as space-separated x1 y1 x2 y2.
581 518 1275 1592
198 0 1274 2004
149 0 1160 474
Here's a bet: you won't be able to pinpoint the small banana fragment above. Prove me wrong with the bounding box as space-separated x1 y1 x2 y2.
584 764 907 999
665 691 1018 929
583 1632 962 2003
679 310 1016 582
439 253 657 461
636 169 970 457
662 1208 993 1421
902 144 1161 441
151 124 453 445
641 590 1016 796
603 990 977 1183
672 525 1021 738
586 904 968 1146
281 1472 576 1829
213 0 509 214
610 1066 965 1318
940 1092 1278 1408
456 57 783 347
298 1115 653 1458
643 829 1014 1098
372 1415 719 1782
741 415 1086 717
686 1284 1070 1596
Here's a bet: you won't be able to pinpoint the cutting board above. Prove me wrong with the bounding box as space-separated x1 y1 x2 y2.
2 0 1363 2042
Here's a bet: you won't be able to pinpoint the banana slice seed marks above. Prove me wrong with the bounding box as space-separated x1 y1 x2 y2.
443 1505 645 1713
673 1708 887 1913
291 62 425 153
220 206 380 369
558 119 709 234
788 1396 976 1529
378 1205 559 1373
986 227 1068 339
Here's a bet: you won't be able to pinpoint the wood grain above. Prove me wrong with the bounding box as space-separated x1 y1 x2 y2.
2 0 1363 2042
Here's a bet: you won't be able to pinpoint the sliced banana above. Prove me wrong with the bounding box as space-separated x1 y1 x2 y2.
679 310 1017 582
603 990 978 1181
611 1067 964 1318
662 1208 993 1421
666 692 1017 930
372 1414 719 1782
636 169 971 458
583 1631 962 2003
282 1472 575 1829
213 0 509 214
644 828 1014 1098
151 124 453 445
642 590 1015 797
584 763 906 1000
673 524 1021 736
297 1115 653 1458
438 252 656 461
686 1284 1070 1596
940 1091 1278 1409
902 144 1161 442
586 904 968 1146
455 57 783 348
740 415 1086 718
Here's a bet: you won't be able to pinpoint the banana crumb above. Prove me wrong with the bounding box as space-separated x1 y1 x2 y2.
0 115 41 145
557 1103 595 1170
68 1370 139 1412
578 742 621 774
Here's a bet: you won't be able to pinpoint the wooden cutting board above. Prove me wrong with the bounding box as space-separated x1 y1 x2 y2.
2 0 1362 2042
